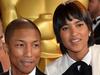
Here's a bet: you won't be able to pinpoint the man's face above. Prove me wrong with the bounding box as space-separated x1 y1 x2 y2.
88 0 100 18
8 28 41 74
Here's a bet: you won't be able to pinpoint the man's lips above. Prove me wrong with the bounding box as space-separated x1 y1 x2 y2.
22 60 34 66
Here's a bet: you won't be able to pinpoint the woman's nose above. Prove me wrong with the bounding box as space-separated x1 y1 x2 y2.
70 27 78 36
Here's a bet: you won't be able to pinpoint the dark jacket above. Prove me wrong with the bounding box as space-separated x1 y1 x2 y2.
0 62 3 73
94 19 100 44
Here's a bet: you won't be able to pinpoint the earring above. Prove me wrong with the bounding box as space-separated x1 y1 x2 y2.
89 32 91 36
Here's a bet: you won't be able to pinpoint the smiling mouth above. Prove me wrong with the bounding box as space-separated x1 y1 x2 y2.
22 60 34 66
71 38 81 44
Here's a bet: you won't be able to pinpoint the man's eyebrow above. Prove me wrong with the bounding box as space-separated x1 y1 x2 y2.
15 40 40 43
33 40 40 43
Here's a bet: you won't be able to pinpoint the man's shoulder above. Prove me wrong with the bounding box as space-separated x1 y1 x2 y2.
0 71 9 75
36 67 46 75
0 68 46 75
0 62 3 73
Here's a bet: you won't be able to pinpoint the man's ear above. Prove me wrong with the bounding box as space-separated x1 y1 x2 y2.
2 34 5 44
3 43 9 54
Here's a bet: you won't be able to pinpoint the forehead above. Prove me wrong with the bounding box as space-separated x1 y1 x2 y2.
89 0 99 2
12 28 40 39
8 28 41 44
89 0 94 2
13 28 40 36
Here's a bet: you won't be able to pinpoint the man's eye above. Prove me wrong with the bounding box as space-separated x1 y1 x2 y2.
16 44 24 47
33 44 40 48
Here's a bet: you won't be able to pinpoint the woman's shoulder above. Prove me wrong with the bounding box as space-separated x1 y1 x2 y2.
90 44 100 53
45 54 69 75
45 56 64 75
47 55 64 67
90 44 100 49
45 54 68 71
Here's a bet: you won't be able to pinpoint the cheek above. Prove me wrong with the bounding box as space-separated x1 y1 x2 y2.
60 33 70 49
32 50 40 64
8 47 24 62
60 32 70 43
9 51 21 66
32 49 41 58
81 29 90 41
10 49 24 57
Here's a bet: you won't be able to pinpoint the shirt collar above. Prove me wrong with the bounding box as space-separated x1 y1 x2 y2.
66 49 91 66
9 67 36 75
29 67 36 75
95 16 100 21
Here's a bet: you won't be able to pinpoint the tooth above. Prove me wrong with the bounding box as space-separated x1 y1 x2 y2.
72 39 79 42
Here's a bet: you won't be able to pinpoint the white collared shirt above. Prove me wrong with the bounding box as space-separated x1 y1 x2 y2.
9 67 36 75
45 45 100 75
67 49 91 70
29 67 36 75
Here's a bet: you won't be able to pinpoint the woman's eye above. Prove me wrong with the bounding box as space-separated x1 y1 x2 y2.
77 23 84 27
62 26 69 31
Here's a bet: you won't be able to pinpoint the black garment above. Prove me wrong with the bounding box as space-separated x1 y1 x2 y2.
93 19 97 25
0 67 46 75
36 67 46 75
62 61 92 75
93 17 100 44
0 62 3 73
0 71 8 75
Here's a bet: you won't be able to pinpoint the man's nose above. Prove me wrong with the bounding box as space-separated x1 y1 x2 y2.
25 46 32 57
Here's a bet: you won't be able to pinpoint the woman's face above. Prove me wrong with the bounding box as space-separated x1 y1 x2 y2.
60 18 90 55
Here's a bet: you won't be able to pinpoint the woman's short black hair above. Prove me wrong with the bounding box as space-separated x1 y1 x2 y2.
53 1 94 54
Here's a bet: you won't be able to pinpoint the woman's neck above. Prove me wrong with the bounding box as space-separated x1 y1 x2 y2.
68 47 89 61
